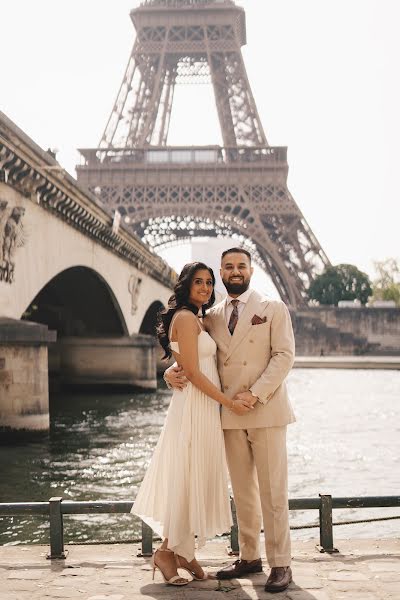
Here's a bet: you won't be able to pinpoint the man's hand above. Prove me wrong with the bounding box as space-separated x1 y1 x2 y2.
164 364 188 390
231 397 253 416
235 390 259 407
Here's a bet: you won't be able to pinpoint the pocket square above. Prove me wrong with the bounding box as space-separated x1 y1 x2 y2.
251 314 267 325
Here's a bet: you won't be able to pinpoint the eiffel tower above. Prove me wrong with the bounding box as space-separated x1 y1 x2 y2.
77 0 330 307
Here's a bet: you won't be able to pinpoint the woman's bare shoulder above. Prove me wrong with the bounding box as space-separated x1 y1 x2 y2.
173 309 198 326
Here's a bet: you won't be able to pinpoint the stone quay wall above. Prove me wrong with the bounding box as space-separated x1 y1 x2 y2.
292 307 400 356
0 319 55 438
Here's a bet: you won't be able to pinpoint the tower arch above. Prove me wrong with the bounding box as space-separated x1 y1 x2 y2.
77 0 330 307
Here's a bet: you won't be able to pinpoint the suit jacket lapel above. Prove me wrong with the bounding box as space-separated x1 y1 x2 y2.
210 300 231 348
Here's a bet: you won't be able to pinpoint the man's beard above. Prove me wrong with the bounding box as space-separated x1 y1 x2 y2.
223 277 250 295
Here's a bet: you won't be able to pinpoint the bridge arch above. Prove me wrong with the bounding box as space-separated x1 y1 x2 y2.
139 300 165 336
22 266 128 336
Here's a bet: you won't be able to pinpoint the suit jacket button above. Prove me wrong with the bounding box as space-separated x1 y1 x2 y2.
243 361 247 366
224 361 228 366
224 385 229 391
249 339 254 343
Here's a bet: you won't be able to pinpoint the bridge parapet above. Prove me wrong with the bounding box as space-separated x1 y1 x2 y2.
0 112 176 289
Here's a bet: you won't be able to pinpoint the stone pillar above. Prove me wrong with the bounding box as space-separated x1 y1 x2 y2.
54 335 157 389
0 318 56 439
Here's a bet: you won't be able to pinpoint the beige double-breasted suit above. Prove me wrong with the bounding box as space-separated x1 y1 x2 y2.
204 289 295 566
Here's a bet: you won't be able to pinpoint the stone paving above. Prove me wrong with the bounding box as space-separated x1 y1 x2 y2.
0 538 399 600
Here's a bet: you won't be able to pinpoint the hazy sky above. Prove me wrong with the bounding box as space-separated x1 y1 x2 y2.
2 0 399 283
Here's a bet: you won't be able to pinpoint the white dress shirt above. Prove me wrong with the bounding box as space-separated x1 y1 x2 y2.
225 288 253 325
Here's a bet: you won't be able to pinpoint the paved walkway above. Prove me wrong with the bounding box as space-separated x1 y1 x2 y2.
0 538 399 599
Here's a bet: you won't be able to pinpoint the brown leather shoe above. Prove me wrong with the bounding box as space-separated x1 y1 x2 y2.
216 558 263 579
265 566 292 593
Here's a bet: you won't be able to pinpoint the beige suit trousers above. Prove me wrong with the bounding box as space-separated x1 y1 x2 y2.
224 426 291 567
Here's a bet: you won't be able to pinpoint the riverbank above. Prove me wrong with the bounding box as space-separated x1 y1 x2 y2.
0 538 398 599
294 356 400 369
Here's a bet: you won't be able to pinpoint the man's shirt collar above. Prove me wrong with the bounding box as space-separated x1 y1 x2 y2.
226 288 253 305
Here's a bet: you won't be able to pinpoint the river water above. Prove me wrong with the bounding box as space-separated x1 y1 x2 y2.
0 369 399 546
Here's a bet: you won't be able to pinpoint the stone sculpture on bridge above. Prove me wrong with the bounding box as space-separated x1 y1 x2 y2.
128 274 143 315
0 201 26 284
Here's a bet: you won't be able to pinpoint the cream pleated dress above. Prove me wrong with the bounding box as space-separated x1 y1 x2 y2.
132 320 232 561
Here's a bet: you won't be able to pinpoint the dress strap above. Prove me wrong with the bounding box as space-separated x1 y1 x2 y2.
169 309 203 341
168 312 180 342
196 316 205 333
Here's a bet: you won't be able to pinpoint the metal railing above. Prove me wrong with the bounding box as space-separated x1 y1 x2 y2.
0 494 399 559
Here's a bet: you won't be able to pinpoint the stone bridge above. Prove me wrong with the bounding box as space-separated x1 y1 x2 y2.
0 112 176 438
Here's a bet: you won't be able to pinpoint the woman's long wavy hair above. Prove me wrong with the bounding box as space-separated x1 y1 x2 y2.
157 262 216 359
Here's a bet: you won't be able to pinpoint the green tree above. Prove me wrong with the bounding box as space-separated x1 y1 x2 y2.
308 264 372 306
371 258 400 306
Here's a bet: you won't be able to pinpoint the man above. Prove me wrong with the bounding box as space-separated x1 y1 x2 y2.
165 248 295 593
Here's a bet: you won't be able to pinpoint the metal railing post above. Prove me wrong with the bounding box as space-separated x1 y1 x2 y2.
317 494 338 553
138 520 153 557
228 497 239 555
47 497 67 559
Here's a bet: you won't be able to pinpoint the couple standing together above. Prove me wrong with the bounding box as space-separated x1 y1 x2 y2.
132 248 296 594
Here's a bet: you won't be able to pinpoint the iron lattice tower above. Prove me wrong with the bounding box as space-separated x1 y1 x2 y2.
77 0 330 307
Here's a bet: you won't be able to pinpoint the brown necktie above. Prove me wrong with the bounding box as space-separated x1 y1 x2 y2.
228 299 239 335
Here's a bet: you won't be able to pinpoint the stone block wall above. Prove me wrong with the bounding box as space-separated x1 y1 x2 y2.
292 307 400 356
312 307 400 352
0 319 55 437
51 335 157 389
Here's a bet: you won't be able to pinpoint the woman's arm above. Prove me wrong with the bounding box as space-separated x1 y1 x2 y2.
173 311 252 416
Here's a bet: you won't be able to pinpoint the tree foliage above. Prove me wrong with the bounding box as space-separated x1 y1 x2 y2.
308 264 372 306
371 258 400 306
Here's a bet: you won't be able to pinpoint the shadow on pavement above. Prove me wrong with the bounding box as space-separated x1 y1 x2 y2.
141 575 322 599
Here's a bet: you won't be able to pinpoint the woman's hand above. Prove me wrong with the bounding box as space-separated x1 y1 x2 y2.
230 398 253 416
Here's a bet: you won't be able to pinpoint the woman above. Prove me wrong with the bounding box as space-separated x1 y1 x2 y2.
132 262 253 585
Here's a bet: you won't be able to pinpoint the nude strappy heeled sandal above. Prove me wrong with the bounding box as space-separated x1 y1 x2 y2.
151 548 189 586
175 554 212 581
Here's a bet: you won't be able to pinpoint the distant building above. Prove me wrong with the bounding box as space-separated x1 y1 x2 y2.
338 300 362 308
370 300 396 308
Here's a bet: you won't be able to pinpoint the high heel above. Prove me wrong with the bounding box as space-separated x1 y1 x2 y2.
175 554 212 581
151 548 189 586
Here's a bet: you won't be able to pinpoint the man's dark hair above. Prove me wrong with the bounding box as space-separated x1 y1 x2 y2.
221 247 252 262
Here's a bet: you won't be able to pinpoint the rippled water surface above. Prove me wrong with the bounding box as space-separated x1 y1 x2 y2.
0 369 399 545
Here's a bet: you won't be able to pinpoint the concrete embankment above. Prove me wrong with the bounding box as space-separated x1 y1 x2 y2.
0 538 398 599
294 356 400 370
